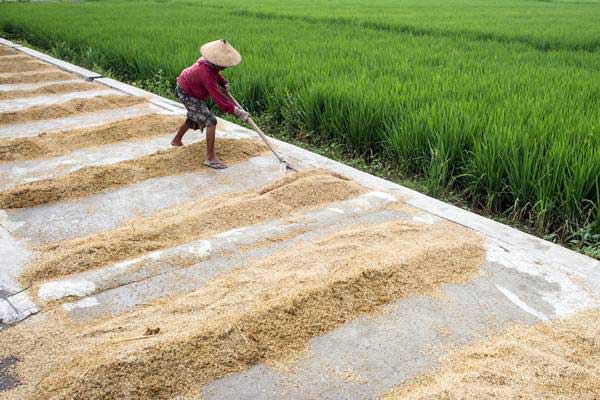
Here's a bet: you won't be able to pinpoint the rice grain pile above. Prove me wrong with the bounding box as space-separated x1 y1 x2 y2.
22 170 364 284
382 308 600 400
2 217 484 400
0 138 265 209
0 46 16 56
0 94 144 125
0 60 48 73
0 114 182 161
0 70 73 84
0 54 30 61
0 81 99 100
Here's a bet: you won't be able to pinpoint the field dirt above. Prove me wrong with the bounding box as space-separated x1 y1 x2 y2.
0 81 99 100
0 114 183 161
382 308 600 400
0 60 48 73
0 94 144 125
1 215 484 400
0 70 73 84
0 137 265 209
21 170 364 284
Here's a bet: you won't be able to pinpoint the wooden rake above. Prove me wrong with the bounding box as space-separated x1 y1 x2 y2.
224 90 297 172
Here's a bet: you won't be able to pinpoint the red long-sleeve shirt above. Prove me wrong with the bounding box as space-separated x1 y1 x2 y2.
177 58 235 114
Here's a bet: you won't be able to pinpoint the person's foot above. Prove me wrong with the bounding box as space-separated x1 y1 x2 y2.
203 159 228 169
171 138 183 147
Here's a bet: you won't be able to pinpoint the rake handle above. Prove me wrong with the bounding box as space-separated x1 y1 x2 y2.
246 118 288 164
224 90 288 165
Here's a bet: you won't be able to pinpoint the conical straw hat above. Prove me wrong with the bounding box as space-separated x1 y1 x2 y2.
200 39 242 68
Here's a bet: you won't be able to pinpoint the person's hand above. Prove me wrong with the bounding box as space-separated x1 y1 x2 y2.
234 106 250 122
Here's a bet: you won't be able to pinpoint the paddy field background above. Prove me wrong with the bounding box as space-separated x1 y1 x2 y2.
0 0 598 256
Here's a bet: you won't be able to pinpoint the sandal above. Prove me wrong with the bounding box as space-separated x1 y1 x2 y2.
203 160 228 169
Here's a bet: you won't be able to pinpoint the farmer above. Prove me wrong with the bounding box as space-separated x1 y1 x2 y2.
171 39 250 169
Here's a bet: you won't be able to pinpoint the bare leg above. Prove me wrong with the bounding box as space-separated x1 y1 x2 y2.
171 120 189 147
205 123 227 168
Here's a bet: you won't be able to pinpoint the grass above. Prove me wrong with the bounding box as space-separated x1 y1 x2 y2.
0 0 598 256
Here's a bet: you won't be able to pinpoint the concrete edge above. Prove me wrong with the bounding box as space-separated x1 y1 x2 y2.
94 77 184 113
279 138 599 270
0 38 18 48
216 126 600 274
1 39 597 271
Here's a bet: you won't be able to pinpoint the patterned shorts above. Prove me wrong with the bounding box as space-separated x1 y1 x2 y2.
175 85 218 130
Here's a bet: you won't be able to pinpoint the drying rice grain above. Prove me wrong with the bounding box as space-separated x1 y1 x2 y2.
0 138 265 209
0 70 73 84
0 81 99 101
0 60 48 73
382 308 600 400
21 170 364 283
0 114 182 161
3 218 484 400
0 47 16 56
0 94 144 125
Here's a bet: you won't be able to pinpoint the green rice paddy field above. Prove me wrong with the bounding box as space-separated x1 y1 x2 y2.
1 0 599 254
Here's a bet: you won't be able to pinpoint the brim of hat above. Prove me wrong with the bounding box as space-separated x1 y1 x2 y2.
200 42 242 67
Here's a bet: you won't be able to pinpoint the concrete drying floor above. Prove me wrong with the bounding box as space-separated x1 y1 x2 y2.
0 38 599 399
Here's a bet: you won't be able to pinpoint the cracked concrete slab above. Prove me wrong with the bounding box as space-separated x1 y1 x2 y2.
4 154 283 244
0 88 124 112
201 275 513 399
62 204 408 320
195 216 599 400
0 103 171 138
0 128 252 191
0 79 83 92
0 220 37 326
41 192 402 312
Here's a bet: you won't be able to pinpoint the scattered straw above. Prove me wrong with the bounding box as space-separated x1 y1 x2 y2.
11 219 483 399
382 308 600 400
21 170 364 284
0 81 99 100
0 94 145 126
0 60 49 74
0 70 73 85
0 138 265 209
0 114 183 162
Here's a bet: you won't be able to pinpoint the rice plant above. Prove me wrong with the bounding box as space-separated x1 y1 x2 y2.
0 0 598 249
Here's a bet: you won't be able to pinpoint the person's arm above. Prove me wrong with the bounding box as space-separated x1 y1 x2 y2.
202 73 235 114
202 73 249 121
216 73 228 91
